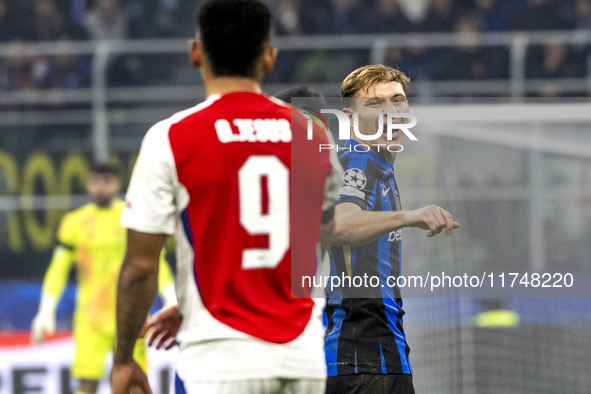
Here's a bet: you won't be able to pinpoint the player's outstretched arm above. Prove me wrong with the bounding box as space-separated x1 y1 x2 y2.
404 204 460 237
332 203 459 246
112 229 165 394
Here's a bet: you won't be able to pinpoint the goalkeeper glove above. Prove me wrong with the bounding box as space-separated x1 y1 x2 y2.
31 296 57 344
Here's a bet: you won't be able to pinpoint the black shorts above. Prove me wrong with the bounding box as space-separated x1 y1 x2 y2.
326 374 415 394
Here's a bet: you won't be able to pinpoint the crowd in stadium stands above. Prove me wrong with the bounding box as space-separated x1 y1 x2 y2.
1 0 591 94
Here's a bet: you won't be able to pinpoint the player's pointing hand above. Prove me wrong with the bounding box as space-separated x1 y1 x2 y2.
405 205 459 237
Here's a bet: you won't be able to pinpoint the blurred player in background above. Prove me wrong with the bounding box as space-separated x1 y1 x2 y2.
31 162 177 394
273 84 342 268
111 0 340 393
325 65 459 394
274 85 326 111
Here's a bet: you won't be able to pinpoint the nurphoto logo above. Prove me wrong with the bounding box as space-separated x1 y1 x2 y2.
302 107 418 153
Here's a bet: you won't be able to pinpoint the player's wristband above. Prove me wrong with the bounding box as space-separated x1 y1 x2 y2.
322 206 335 224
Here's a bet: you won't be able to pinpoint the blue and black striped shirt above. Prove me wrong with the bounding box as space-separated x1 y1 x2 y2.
325 139 412 376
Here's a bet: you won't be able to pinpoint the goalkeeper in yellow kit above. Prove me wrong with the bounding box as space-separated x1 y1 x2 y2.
31 163 177 394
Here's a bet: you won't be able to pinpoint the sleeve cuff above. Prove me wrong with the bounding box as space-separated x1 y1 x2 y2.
337 196 367 211
321 206 335 224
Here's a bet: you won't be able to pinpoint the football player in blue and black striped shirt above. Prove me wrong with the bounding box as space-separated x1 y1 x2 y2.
326 65 459 394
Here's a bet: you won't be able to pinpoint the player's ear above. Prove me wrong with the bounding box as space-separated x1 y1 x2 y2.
343 107 354 121
262 46 278 73
342 107 355 134
188 39 202 68
113 177 122 193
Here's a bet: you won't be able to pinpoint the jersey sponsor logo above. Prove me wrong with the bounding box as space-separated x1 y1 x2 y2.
381 185 391 196
343 168 367 189
214 118 292 143
338 185 366 199
387 228 402 242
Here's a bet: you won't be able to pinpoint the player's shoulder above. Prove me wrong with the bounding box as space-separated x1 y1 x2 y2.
111 199 126 213
338 147 382 187
61 203 95 226
266 94 292 111
338 145 379 168
143 96 223 143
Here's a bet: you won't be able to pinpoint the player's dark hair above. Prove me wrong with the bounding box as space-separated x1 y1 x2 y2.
89 162 120 177
197 0 272 78
274 86 327 112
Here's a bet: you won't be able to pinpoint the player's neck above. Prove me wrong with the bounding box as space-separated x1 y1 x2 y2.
94 199 114 209
381 151 396 164
390 152 397 164
205 77 262 97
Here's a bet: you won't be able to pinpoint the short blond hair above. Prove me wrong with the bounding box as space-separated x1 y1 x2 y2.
341 64 410 106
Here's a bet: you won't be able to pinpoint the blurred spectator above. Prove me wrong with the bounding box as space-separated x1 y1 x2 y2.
327 0 364 34
25 0 64 41
154 0 182 37
398 0 430 24
3 0 89 94
108 55 145 86
33 46 91 90
126 0 185 38
271 0 304 84
527 43 586 79
422 0 460 32
474 0 505 31
83 0 128 40
71 0 87 25
508 0 572 31
572 0 591 58
0 0 17 42
385 47 412 75
433 16 509 80
294 49 361 82
82 0 149 87
298 0 332 34
294 50 333 82
23 0 88 41
495 0 528 21
0 0 590 96
384 46 435 83
276 0 303 35
357 0 413 33
526 42 587 97
4 41 35 90
574 0 591 30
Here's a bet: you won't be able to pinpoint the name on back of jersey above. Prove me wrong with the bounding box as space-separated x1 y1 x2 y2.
215 118 292 143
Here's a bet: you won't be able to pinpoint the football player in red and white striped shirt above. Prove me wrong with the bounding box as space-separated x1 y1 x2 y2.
111 1 341 393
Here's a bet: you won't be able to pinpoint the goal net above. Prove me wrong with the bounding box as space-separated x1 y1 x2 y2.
398 99 591 393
